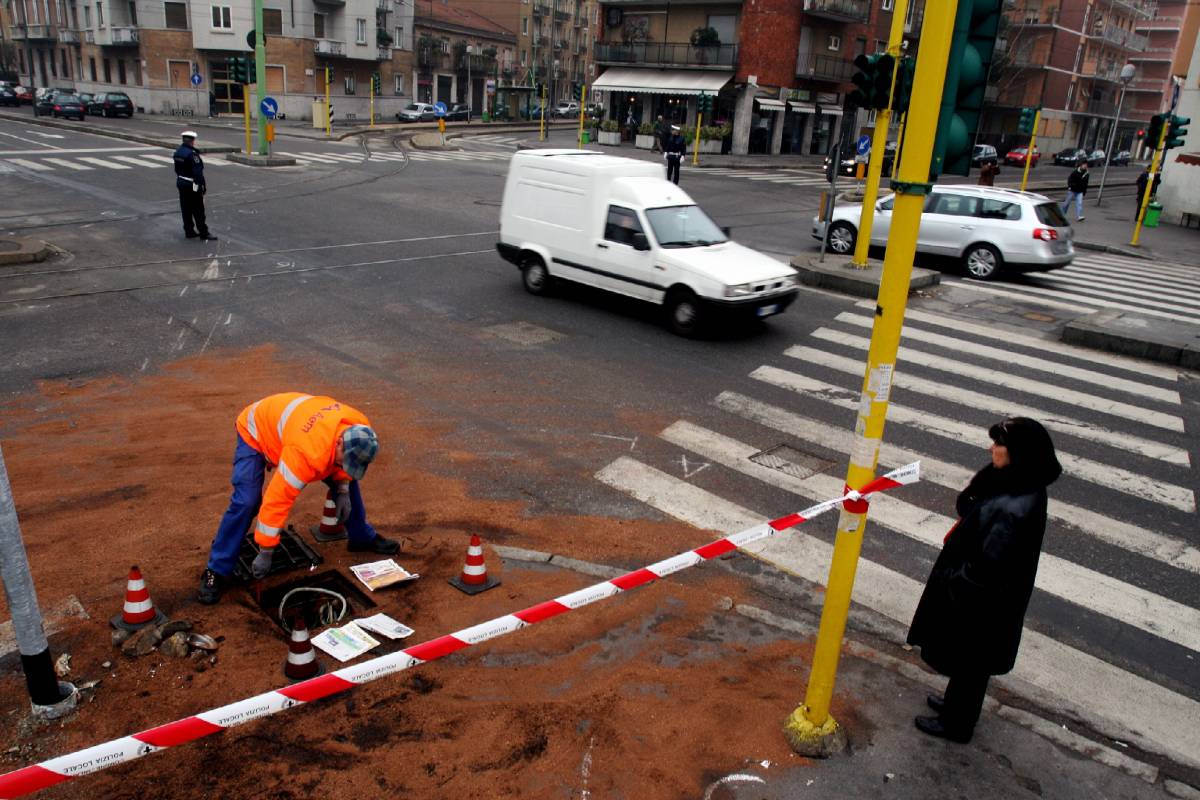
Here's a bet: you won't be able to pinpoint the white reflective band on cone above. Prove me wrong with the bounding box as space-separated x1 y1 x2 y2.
123 600 153 613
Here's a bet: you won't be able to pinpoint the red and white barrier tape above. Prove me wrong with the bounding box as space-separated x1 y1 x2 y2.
0 462 919 798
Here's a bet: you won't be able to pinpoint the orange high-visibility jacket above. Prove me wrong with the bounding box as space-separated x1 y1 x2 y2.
235 393 371 548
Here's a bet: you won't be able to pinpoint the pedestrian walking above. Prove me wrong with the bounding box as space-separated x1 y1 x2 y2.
1134 166 1161 221
664 125 686 185
198 393 402 604
173 131 217 241
624 108 636 142
653 115 667 153
208 90 217 118
977 160 999 186
1061 162 1089 222
907 417 1061 743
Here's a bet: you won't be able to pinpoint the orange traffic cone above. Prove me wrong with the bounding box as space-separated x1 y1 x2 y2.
110 565 168 631
283 615 323 681
310 489 346 542
448 534 500 595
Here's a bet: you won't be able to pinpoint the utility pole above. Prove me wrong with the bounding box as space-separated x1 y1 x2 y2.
1097 63 1135 205
254 0 267 155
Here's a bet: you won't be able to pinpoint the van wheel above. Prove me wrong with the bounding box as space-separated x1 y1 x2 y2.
963 243 1003 280
666 289 704 337
521 256 551 295
827 222 856 255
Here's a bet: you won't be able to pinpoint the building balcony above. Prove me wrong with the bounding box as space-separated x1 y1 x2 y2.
313 0 345 7
315 38 347 56
1110 0 1157 19
1080 97 1118 116
554 38 567 50
795 51 854 82
109 26 139 45
532 4 549 17
8 23 58 40
1125 76 1168 91
460 53 494 70
58 28 81 43
377 45 393 59
904 3 924 33
1130 47 1174 60
555 9 570 21
84 29 95 43
802 0 869 23
1090 23 1148 52
417 48 451 69
594 41 738 68
1009 8 1062 26
1134 14 1180 30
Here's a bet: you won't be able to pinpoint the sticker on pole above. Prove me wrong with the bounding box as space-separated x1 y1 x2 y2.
433 101 448 118
260 97 278 119
190 73 203 87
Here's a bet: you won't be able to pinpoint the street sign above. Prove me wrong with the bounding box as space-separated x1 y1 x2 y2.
856 134 871 155
434 101 448 118
485 78 496 93
260 96 278 119
246 28 256 48
190 72 202 87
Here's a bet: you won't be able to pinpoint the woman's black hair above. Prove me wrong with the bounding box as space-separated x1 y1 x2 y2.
988 417 1062 487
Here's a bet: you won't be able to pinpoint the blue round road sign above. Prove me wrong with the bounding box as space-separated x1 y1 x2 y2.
260 97 278 119
434 101 448 118
856 134 871 155
190 72 203 86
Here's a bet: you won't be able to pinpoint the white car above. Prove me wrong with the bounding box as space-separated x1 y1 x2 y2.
812 185 1074 280
552 101 580 118
396 102 436 122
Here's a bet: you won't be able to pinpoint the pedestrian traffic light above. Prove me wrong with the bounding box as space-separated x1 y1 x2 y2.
892 56 915 115
697 92 712 115
849 52 895 110
1146 113 1165 147
1166 114 1190 150
931 0 1005 176
371 72 381 94
1017 106 1038 136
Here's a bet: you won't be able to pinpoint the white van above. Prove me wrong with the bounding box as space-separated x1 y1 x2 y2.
496 149 800 336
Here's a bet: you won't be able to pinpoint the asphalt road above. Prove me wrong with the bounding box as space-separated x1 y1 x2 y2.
2 116 1198 773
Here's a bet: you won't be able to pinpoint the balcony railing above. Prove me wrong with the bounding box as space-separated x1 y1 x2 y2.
1110 0 1157 19
1125 77 1167 91
1092 22 1148 51
594 41 738 68
376 0 389 9
532 4 549 16
1135 14 1181 29
802 0 869 23
795 51 855 82
555 9 570 21
84 29 95 42
377 45 392 59
315 38 346 56
110 26 138 44
58 28 80 43
9 23 58 40
417 47 451 68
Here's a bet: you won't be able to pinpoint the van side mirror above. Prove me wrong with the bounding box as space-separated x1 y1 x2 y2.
720 226 731 238
631 232 650 251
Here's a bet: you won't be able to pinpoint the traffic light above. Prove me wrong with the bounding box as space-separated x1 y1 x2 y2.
931 0 1005 176
1166 114 1190 150
573 83 582 101
849 52 895 110
892 56 915 115
1146 113 1166 147
371 72 381 94
1017 106 1038 136
227 55 245 84
697 92 712 115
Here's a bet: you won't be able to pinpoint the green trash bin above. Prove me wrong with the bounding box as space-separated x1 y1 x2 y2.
581 131 589 144
1144 201 1163 228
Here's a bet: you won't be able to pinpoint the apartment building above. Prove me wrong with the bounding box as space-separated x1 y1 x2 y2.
411 0 516 114
4 0 419 121
1125 0 1200 120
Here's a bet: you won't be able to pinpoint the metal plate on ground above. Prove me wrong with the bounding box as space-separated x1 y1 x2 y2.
233 525 324 583
748 444 836 480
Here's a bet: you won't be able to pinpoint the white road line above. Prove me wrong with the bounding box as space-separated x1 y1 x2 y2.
368 152 407 161
0 130 60 148
1066 259 1200 291
594 454 1200 771
136 154 178 165
798 332 1185 432
6 158 52 171
956 278 1200 326
315 153 364 162
1027 272 1200 315
835 313 1179 404
1034 272 1200 310
1074 254 1200 282
75 156 131 169
278 152 333 163
947 280 1097 313
862 302 1179 381
111 155 169 169
40 157 92 171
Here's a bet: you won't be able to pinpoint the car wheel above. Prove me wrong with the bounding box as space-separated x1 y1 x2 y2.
521 254 551 296
665 288 705 337
826 221 857 255
963 243 1003 280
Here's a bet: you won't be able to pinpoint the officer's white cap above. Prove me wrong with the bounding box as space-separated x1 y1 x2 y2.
181 130 198 139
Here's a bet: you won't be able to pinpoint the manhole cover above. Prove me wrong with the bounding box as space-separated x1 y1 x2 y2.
257 570 376 633
233 525 323 582
1021 311 1056 323
749 444 836 480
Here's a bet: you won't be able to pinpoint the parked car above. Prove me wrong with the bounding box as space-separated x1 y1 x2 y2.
33 90 60 116
552 101 580 118
971 144 999 167
1004 146 1040 166
498 149 800 336
1053 148 1088 167
88 91 134 117
77 91 94 106
523 103 546 120
48 93 86 120
812 185 1074 280
396 101 436 122
13 85 33 104
1087 149 1107 166
0 86 18 107
824 142 896 178
1108 150 1132 166
444 102 470 122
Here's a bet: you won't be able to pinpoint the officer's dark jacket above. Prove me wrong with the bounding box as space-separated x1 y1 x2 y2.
173 143 205 190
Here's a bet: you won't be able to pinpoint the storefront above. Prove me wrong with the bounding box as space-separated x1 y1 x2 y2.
592 67 733 135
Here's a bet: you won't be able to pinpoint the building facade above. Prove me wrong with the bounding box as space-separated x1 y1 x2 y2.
411 0 516 115
1156 31 1200 223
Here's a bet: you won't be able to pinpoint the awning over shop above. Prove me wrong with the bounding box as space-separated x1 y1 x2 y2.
788 101 817 113
592 67 733 97
818 106 844 116
755 98 786 110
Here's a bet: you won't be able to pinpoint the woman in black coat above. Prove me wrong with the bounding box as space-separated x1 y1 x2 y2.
907 417 1062 743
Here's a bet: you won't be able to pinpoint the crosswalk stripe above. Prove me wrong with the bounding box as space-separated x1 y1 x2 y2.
835 313 1180 404
316 152 365 162
40 157 92 171
408 152 453 160
368 152 407 161
797 333 1185 432
866 302 1179 381
1075 253 1200 281
137 154 177 165
594 454 1200 770
949 280 1096 313
1035 271 1200 310
76 156 130 169
718 389 1200 569
111 155 168 169
1066 258 1200 290
7 158 52 171
958 277 1199 326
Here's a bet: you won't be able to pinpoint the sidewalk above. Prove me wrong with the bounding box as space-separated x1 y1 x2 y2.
1066 198 1200 264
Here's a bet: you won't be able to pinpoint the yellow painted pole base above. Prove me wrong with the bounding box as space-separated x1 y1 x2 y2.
783 706 848 758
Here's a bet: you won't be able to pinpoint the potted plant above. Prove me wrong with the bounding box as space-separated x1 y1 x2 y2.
636 121 657 149
598 119 621 146
690 26 720 63
377 29 393 47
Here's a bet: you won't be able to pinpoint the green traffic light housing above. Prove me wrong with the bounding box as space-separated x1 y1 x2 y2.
1017 106 1038 136
931 0 1005 177
850 52 895 111
892 56 915 115
1166 114 1190 150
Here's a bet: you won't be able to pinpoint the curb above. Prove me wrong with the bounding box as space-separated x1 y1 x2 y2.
0 111 239 153
0 237 51 265
790 253 940 298
1074 239 1152 259
226 152 297 167
1062 309 1200 368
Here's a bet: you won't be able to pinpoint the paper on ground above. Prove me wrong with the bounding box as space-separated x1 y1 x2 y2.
310 621 380 662
356 613 415 640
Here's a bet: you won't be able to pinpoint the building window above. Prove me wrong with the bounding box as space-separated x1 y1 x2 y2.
76 56 83 78
344 73 356 93
881 0 892 10
263 7 282 34
522 16 528 34
50 55 58 78
128 0 137 24
164 1 188 29
440 38 449 53
96 2 104 27
855 37 866 56
89 56 97 80
356 18 366 43
706 14 736 44
84 5 91 26
520 48 526 64
394 24 403 47
117 58 126 83
103 57 112 81
394 72 404 94
210 4 231 28
62 49 70 76
826 34 841 51
314 12 325 38
133 59 141 84
905 1 916 26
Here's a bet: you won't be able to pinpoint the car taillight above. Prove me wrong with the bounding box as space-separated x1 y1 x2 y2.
53 105 61 110
1032 228 1058 241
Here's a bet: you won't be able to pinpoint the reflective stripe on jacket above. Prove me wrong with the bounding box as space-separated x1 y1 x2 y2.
235 393 371 547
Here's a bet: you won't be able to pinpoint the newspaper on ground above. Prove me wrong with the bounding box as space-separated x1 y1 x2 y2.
355 613 415 640
349 559 420 592
310 621 380 662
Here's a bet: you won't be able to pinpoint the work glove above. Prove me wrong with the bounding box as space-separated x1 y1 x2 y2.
251 547 274 580
335 492 352 523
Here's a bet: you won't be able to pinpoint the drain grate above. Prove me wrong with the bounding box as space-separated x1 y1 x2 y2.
256 570 376 633
748 444 836 480
233 525 324 583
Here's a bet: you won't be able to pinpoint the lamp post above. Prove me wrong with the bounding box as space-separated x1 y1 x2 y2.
1097 63 1136 205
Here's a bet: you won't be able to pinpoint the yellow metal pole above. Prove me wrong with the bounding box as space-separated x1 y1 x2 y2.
539 85 546 141
578 83 587 148
1019 108 1041 191
370 78 375 128
324 68 331 139
890 112 906 180
243 91 251 154
852 0 908 268
693 112 703 166
784 0 955 754
1131 120 1169 246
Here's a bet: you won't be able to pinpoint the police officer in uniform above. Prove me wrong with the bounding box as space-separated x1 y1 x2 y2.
173 131 217 241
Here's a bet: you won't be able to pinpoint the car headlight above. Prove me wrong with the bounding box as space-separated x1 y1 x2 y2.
724 282 756 298
780 275 799 289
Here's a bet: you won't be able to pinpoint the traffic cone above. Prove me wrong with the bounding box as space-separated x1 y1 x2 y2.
110 565 168 631
448 534 501 595
310 489 346 542
283 615 323 682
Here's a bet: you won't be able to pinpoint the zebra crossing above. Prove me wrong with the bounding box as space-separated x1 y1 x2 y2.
952 251 1200 326
690 165 828 187
0 150 233 174
276 149 511 166
594 304 1199 768
461 134 524 148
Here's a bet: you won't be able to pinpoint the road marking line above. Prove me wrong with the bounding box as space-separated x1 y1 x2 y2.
798 332 1185 432
946 280 1097 313
1033 272 1200 310
0 146 156 155
594 454 1200 771
111 155 169 169
1073 253 1200 281
40 157 92 171
75 156 131 169
6 158 53 171
135 154 177 165
0 130 60 149
1066 259 1200 291
956 278 1200 326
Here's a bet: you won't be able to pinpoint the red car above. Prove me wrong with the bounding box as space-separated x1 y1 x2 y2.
1004 146 1040 167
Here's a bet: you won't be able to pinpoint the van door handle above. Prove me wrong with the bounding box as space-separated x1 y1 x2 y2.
596 242 609 249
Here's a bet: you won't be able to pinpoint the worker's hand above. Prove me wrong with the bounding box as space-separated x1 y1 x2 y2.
251 547 274 580
335 492 352 523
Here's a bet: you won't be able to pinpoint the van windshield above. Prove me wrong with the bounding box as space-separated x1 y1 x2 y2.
645 204 727 248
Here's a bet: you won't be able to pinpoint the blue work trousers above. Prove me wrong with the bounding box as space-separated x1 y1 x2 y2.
207 433 378 577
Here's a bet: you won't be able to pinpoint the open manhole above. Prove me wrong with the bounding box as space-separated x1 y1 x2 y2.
257 570 376 633
748 444 836 480
232 525 323 582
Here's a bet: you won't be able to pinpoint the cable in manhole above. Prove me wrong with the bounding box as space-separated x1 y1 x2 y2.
257 570 377 633
748 444 836 480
